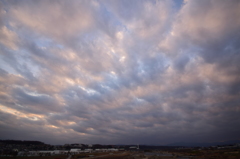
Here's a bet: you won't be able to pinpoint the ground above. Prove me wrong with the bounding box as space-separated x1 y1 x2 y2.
0 149 240 159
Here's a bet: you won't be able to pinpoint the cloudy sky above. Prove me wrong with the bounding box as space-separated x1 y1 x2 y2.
0 0 240 145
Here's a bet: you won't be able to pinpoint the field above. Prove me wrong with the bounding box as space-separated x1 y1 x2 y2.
1 149 240 159
0 155 67 159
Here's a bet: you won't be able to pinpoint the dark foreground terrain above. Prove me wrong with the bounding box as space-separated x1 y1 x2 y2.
1 149 240 159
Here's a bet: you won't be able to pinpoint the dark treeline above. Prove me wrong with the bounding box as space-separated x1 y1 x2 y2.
0 140 45 145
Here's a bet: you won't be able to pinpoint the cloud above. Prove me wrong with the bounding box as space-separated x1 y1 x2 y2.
0 0 240 145
7 0 93 41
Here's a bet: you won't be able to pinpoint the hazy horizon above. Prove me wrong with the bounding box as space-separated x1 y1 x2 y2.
0 0 240 145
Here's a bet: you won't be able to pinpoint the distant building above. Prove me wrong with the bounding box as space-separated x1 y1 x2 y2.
88 144 93 147
129 145 139 150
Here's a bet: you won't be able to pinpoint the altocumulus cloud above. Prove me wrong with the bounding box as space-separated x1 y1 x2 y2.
0 0 240 145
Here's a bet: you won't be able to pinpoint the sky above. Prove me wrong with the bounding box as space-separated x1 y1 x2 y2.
0 0 240 145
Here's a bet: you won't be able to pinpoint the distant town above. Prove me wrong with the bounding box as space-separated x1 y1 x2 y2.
0 140 240 159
